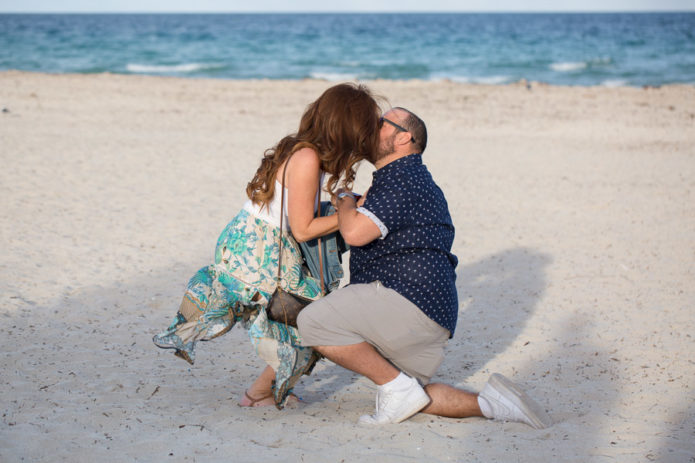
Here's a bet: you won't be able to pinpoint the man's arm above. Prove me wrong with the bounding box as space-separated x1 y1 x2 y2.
335 191 382 247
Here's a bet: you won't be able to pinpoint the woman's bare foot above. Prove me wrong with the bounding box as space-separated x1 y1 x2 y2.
238 365 302 407
238 390 274 407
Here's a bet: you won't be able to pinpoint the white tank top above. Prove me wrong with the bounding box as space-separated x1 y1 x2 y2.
243 176 323 231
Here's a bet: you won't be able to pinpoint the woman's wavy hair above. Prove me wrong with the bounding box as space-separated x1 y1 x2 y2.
246 83 381 207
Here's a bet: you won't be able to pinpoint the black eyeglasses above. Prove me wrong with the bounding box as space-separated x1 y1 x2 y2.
380 117 415 144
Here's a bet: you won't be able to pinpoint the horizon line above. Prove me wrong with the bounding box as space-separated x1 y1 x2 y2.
1 10 694 14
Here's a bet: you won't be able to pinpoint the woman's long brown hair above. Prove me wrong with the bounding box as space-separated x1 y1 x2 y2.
246 83 381 208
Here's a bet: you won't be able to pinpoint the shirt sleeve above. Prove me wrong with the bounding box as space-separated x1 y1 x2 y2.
356 206 388 238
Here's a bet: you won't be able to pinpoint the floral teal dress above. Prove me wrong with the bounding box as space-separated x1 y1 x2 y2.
153 208 324 408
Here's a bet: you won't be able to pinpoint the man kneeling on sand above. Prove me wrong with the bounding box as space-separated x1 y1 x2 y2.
297 107 552 427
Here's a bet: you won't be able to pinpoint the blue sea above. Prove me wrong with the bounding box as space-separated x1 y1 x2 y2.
1 13 694 86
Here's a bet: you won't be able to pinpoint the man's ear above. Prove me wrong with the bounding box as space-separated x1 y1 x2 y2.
394 131 412 147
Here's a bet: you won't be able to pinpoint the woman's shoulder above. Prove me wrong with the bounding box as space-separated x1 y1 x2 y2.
287 145 321 173
276 144 322 185
290 145 320 162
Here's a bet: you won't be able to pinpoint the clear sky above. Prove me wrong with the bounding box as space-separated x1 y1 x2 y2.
0 0 693 13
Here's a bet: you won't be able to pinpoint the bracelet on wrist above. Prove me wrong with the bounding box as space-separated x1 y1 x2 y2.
337 191 356 201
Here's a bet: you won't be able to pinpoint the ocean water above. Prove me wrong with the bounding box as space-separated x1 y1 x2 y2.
1 13 694 86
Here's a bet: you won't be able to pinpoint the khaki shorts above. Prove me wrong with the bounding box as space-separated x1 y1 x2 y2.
297 281 450 384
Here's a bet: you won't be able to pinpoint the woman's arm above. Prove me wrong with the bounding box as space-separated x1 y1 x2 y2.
281 147 339 243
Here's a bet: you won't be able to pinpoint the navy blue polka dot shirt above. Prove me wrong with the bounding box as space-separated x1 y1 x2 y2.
350 153 459 336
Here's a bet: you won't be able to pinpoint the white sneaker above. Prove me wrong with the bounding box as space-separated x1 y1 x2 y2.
358 376 431 425
479 373 552 429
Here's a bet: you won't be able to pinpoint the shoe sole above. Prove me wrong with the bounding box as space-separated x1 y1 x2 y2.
488 373 552 429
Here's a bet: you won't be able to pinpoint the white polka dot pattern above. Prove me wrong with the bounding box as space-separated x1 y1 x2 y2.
349 154 459 336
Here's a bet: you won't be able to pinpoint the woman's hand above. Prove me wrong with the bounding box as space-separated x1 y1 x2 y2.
334 188 365 209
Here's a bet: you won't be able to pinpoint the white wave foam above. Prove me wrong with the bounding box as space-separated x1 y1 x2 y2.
550 61 587 72
551 57 612 73
309 71 359 81
473 75 512 85
601 79 628 87
431 75 512 85
126 62 223 73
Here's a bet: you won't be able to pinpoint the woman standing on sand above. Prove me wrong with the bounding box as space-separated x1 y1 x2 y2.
153 83 381 408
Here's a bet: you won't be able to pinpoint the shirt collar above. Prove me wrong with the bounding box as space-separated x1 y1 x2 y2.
373 153 422 179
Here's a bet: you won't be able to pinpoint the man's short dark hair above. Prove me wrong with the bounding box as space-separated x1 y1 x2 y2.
395 107 427 154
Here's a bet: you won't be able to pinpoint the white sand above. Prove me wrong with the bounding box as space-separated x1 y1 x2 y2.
1 71 693 462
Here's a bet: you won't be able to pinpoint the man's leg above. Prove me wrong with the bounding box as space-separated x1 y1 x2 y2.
315 342 551 428
316 342 482 419
421 383 483 418
312 346 534 423
313 342 399 386
315 341 483 418
313 341 431 425
314 342 483 418
299 284 551 427
315 338 551 427
422 379 552 429
420 375 554 429
316 339 483 418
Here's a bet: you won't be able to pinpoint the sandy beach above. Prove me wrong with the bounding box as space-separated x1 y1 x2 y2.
1 71 693 462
